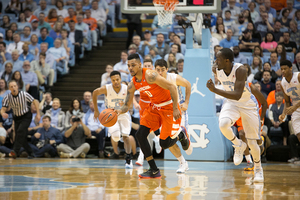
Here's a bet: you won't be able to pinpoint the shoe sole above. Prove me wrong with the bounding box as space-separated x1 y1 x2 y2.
253 178 264 183
11 151 17 159
138 175 161 179
181 126 193 155
244 167 254 171
135 161 143 166
176 167 189 173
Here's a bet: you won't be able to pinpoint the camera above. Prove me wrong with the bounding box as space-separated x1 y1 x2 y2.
72 117 81 122
36 140 45 149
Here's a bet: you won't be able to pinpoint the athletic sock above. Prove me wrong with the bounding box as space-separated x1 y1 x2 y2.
148 159 158 171
231 137 241 146
177 155 186 164
245 155 253 163
254 161 262 169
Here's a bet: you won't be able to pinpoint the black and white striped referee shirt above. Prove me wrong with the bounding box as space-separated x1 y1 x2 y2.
2 91 34 117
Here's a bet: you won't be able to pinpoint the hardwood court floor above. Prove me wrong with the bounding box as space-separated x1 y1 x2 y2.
0 158 299 200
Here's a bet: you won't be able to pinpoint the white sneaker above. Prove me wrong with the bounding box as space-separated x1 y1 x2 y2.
233 141 247 165
125 160 133 169
0 152 5 158
253 167 264 183
136 151 144 166
176 161 189 173
153 136 162 154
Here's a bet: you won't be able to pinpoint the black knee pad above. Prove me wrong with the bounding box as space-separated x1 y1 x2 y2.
160 137 177 149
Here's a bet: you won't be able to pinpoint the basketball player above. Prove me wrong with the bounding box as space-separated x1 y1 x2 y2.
117 55 192 179
206 48 264 182
279 60 300 163
93 71 133 168
135 59 161 166
235 82 267 171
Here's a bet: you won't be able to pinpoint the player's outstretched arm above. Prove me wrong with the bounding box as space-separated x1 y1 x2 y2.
250 83 268 120
176 75 191 111
92 86 107 120
146 70 181 120
118 81 136 114
207 66 247 101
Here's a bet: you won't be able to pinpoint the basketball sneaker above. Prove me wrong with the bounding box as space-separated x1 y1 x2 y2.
244 161 254 171
59 152 71 158
233 141 247 165
10 150 17 159
179 126 193 155
176 161 189 173
136 152 144 166
80 152 86 158
139 169 161 179
288 157 299 163
253 167 264 182
125 153 133 169
0 152 5 158
153 136 162 154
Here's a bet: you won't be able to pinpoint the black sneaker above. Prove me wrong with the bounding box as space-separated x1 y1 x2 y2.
125 153 132 165
109 153 120 159
10 150 17 159
28 153 35 159
139 169 161 179
179 126 190 151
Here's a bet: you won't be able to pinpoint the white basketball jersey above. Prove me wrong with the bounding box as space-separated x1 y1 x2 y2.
281 72 300 106
167 73 183 102
216 63 257 107
105 84 127 110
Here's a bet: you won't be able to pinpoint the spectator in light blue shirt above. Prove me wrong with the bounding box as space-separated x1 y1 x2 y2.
47 38 68 75
21 61 39 99
219 29 239 49
269 52 281 73
38 13 52 32
38 27 54 49
33 0 50 17
20 26 32 42
235 0 248 11
151 15 172 31
28 34 41 56
31 20 41 37
3 50 24 73
19 44 35 63
233 46 247 64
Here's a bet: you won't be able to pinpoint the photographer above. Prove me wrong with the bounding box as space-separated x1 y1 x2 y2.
57 115 91 158
29 115 63 158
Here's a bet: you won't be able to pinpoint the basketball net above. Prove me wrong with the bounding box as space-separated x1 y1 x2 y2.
153 0 179 26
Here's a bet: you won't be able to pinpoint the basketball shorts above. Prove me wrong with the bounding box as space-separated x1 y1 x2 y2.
140 103 181 140
219 101 260 140
236 106 262 132
108 112 131 138
139 100 150 117
291 109 300 134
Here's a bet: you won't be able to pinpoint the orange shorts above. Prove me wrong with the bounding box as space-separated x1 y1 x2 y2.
140 103 181 140
139 100 150 117
236 108 262 132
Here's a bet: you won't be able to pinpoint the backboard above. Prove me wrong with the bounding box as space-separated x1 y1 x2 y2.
121 0 221 14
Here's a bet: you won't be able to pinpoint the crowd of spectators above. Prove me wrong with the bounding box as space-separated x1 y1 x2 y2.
205 0 300 162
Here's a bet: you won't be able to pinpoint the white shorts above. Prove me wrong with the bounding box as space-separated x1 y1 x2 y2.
291 109 300 134
219 101 260 140
0 127 6 137
108 112 131 138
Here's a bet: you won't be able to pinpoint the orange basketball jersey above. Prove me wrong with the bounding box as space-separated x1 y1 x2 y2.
132 68 172 105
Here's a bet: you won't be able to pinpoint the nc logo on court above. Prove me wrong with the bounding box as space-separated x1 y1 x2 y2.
188 124 210 148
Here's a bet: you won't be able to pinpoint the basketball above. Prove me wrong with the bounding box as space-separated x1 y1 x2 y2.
99 108 118 127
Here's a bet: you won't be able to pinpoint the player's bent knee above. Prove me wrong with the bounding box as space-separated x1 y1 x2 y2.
247 139 258 148
219 118 232 131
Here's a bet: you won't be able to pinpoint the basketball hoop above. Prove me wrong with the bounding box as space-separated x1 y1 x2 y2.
153 0 179 26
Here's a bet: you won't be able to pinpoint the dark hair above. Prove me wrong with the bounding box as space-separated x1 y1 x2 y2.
263 62 271 70
9 22 18 31
275 91 284 97
214 45 221 50
23 26 31 31
253 46 263 57
173 34 180 39
216 24 225 34
68 98 82 113
39 52 46 57
262 70 271 76
48 8 57 20
275 20 281 24
110 70 121 77
68 20 75 23
171 43 181 53
248 2 256 8
144 59 153 64
280 60 292 68
40 27 48 33
169 69 178 74
275 44 287 62
0 42 6 48
243 9 253 23
225 10 231 14
155 59 168 68
121 50 128 55
0 78 8 90
12 71 24 90
264 32 275 43
282 9 289 17
156 33 164 38
128 53 140 61
61 28 68 33
177 59 184 64
1 15 11 25
271 52 278 57
43 115 52 121
18 12 25 22
220 48 234 62
56 0 64 8
283 31 290 36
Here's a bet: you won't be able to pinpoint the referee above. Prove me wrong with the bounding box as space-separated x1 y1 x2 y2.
1 80 41 159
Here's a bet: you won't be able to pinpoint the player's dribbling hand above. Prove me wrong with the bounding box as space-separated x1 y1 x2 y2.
206 79 215 92
279 114 285 122
173 108 181 120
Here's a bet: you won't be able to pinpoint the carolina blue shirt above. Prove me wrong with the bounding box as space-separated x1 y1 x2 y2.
295 1 300 10
47 47 67 60
20 34 32 42
234 54 247 64
38 22 52 32
38 36 54 49
49 30 62 41
270 61 280 72
0 52 12 66
35 126 63 144
267 7 277 20
19 53 35 62
3 60 23 72
219 38 239 48
29 44 41 55
81 100 89 113
0 27 6 39
33 8 50 17
21 70 38 86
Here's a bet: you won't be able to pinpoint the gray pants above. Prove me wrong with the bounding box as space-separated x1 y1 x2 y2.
57 143 90 158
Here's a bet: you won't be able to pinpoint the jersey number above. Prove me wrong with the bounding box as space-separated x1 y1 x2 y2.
145 91 153 97
229 86 234 91
292 90 299 97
